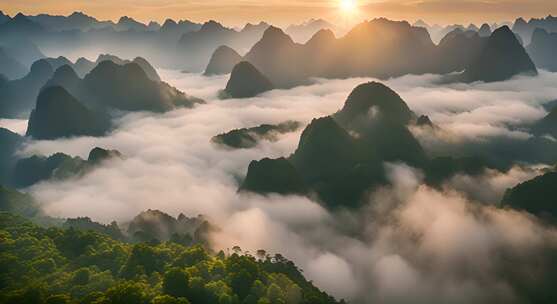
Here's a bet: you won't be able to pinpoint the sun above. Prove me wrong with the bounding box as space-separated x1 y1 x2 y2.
340 0 357 12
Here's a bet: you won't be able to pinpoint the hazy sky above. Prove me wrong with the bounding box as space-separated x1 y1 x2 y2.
1 0 556 27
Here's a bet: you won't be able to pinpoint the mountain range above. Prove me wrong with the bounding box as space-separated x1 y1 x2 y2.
210 19 538 88
513 15 557 44
527 28 557 71
0 55 201 118
240 82 428 208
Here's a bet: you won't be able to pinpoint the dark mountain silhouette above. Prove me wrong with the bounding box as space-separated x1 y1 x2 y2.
502 171 557 221
0 11 10 24
244 19 495 88
0 54 174 118
513 15 557 44
204 45 243 76
81 61 202 111
0 47 27 79
42 64 81 93
0 128 23 186
213 121 300 149
243 26 307 88
0 59 54 118
527 28 557 71
94 54 161 81
115 16 147 32
467 24 479 31
333 19 436 78
435 29 487 74
96 53 128 65
478 23 492 37
147 21 161 31
13 153 87 187
160 18 202 41
335 82 413 126
177 20 268 72
88 147 123 164
38 59 199 114
178 20 244 69
224 61 274 98
241 82 429 208
241 19 543 88
0 13 44 37
334 82 426 167
132 56 161 81
240 158 307 195
290 117 359 183
461 26 537 82
14 147 122 187
26 86 110 139
416 115 435 128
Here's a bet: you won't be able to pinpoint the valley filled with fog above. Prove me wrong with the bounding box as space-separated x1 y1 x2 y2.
2 7 557 304
3 69 556 303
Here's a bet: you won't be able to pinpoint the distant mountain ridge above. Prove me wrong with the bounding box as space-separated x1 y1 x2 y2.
178 20 269 71
527 28 557 71
232 20 539 88
513 15 557 44
0 55 201 118
460 26 537 82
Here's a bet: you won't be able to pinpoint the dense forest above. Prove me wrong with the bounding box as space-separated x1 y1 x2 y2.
0 212 340 304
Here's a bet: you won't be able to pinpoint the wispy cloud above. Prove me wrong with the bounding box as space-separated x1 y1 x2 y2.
14 69 557 303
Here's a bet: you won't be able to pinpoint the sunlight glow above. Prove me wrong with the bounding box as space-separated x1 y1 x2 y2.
340 0 357 12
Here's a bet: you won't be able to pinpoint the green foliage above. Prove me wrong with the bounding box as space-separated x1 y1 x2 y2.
0 213 339 304
163 268 189 298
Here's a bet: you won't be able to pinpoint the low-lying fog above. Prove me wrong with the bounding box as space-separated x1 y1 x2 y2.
4 70 557 304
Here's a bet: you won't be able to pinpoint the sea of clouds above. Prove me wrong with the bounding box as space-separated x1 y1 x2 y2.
4 69 557 304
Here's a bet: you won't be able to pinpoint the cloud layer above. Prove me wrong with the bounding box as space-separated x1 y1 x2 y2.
12 69 557 303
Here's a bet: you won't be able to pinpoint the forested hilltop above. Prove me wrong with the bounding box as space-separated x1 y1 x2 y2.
0 212 340 304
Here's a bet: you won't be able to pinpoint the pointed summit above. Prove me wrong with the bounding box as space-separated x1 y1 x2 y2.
200 20 226 32
29 59 54 78
43 64 80 92
336 82 413 126
2 13 43 33
241 22 269 33
305 29 336 47
26 86 109 139
224 61 273 98
204 45 243 76
0 11 10 24
462 26 537 82
132 57 161 81
260 26 294 45
478 23 492 37
84 61 202 112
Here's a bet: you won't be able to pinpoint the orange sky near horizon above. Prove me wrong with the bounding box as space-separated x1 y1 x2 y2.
1 0 556 27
